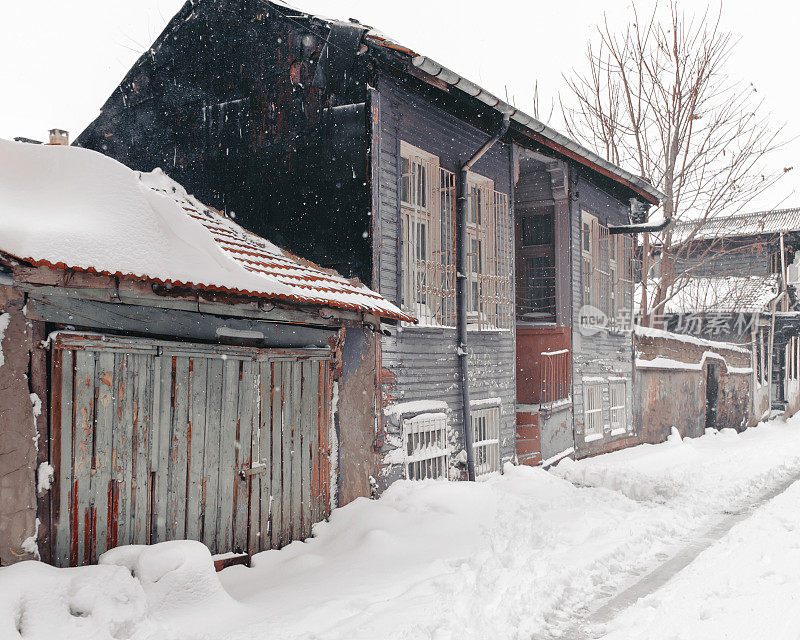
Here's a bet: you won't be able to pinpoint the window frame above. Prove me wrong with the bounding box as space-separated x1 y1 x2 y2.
471 405 501 477
402 412 450 481
583 382 605 441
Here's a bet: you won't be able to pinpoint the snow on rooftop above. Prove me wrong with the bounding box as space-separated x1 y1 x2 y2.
0 139 411 322
640 274 781 315
671 208 800 244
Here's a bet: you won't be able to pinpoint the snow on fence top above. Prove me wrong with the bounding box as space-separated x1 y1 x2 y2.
0 139 412 322
634 325 749 354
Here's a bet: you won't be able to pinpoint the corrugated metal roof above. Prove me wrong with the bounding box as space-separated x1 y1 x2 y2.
671 208 800 244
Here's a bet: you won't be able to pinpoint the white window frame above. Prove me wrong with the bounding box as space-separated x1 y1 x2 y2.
402 412 450 480
471 405 500 476
609 381 627 435
465 172 513 331
399 142 458 328
581 211 634 330
583 383 604 441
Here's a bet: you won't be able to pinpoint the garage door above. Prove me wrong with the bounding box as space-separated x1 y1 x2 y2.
49 332 333 567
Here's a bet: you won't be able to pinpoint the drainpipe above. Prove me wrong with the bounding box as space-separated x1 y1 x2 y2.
457 113 510 481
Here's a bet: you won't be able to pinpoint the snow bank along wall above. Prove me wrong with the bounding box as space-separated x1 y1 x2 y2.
634 328 753 442
0 263 384 567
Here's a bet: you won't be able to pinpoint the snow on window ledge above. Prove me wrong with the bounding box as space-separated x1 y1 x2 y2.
584 432 604 443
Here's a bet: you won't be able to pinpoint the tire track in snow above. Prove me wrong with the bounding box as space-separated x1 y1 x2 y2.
557 467 800 640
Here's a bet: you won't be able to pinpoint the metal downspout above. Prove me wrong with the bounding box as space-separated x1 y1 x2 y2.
457 114 510 481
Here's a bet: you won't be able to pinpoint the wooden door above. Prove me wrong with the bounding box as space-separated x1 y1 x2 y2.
50 333 332 567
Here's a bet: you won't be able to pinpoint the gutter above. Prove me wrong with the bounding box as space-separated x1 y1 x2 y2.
410 56 665 206
457 114 510 482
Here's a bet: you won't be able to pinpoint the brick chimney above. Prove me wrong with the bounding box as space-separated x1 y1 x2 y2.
48 129 69 145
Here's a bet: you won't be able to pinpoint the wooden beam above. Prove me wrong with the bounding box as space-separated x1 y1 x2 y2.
26 293 339 349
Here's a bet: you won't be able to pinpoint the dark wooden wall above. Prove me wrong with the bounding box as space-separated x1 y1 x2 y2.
76 0 374 281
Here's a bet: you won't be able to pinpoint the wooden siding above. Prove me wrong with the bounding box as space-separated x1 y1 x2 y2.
49 333 331 567
570 172 638 457
373 76 516 482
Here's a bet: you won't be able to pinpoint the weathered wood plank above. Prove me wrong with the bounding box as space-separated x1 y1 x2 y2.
276 361 294 546
299 360 313 539
270 361 283 549
93 351 115 559
131 354 151 544
235 361 256 554
186 357 208 542
54 349 73 566
152 355 173 543
202 357 223 551
216 359 240 553
166 357 190 541
308 360 320 525
116 353 136 547
255 360 272 553
73 349 95 566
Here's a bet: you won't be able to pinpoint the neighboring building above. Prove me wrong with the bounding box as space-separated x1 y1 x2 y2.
0 139 407 567
75 0 664 479
651 208 800 418
634 327 753 443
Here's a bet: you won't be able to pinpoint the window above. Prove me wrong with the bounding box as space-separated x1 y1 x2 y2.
466 173 512 329
400 142 454 326
581 211 634 329
583 383 604 441
609 381 627 434
517 205 556 321
471 406 500 476
756 330 763 383
403 413 450 480
399 145 511 329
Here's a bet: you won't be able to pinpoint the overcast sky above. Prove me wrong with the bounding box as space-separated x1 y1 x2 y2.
2 0 797 211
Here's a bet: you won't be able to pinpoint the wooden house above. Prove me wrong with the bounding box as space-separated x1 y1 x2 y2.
653 209 800 418
74 1 664 480
0 138 407 567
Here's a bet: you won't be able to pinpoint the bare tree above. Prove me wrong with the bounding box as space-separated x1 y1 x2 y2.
561 1 789 324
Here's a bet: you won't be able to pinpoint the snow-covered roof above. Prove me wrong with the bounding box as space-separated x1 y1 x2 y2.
642 274 782 315
0 139 412 322
671 208 800 244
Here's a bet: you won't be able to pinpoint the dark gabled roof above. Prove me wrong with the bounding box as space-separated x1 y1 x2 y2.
244 1 665 206
671 208 800 244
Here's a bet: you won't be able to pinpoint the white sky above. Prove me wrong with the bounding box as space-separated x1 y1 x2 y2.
2 0 797 211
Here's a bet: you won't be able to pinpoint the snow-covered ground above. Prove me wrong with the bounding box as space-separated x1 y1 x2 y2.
3 418 800 640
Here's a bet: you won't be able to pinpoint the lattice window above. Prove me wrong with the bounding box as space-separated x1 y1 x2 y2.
400 142 457 327
583 383 604 440
466 173 513 331
609 381 627 433
403 413 450 480
582 211 633 328
471 406 501 476
611 235 635 330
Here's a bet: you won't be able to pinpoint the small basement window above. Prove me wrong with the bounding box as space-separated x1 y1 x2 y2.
583 383 604 441
472 406 500 476
609 381 627 434
403 413 450 480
